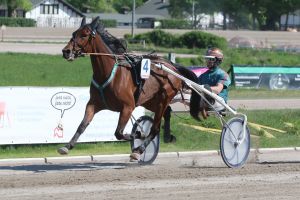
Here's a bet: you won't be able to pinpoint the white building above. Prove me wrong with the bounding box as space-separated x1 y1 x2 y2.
26 0 85 28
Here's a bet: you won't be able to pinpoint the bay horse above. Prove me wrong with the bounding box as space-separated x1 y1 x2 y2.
59 17 198 160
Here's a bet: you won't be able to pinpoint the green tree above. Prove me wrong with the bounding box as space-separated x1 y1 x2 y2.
113 0 145 13
0 0 32 17
213 0 243 30
243 0 300 30
243 0 265 30
66 0 115 13
169 0 215 29
67 0 146 13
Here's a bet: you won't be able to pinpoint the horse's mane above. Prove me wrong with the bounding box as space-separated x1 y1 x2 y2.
96 21 127 54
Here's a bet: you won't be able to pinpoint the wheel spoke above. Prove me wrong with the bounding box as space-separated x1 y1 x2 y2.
224 135 235 144
225 147 238 162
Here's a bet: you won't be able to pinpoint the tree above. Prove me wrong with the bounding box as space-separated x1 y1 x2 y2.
113 0 145 14
66 0 115 13
213 0 243 30
274 0 300 30
169 0 215 29
0 0 32 17
243 0 300 30
66 0 146 13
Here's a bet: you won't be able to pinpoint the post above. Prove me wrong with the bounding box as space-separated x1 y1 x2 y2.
131 0 136 38
1 25 6 42
168 53 176 63
192 0 195 29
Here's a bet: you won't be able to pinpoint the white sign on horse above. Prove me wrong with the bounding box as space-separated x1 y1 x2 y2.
141 59 151 79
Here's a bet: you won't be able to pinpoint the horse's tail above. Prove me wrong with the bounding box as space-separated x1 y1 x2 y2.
174 64 201 121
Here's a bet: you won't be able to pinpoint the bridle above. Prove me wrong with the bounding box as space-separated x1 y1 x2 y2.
70 26 96 58
70 26 129 61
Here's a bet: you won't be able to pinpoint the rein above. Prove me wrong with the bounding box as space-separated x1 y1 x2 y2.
82 52 126 58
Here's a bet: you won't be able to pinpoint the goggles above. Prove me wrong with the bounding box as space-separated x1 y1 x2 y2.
204 56 216 62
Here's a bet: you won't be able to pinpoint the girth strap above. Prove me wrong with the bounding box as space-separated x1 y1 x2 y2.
91 62 119 108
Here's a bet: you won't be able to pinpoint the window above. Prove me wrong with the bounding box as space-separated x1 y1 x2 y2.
40 4 59 14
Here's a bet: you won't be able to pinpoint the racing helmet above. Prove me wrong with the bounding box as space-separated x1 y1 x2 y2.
205 47 224 66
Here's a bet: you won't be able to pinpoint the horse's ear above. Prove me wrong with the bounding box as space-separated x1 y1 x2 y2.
90 16 100 30
80 17 86 27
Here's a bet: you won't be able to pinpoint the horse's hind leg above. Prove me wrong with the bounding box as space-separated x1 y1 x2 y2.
58 100 100 155
163 105 176 143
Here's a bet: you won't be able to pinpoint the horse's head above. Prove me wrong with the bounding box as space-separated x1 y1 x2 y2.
62 17 101 61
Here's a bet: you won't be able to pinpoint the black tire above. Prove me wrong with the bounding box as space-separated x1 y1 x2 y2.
130 115 159 165
220 117 250 168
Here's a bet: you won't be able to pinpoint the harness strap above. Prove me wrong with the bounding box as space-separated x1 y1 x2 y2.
91 62 119 108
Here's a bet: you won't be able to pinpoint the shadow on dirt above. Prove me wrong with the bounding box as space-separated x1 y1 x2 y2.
0 162 139 173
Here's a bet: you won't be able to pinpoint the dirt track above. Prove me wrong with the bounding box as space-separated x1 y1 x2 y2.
1 162 300 200
1 151 300 200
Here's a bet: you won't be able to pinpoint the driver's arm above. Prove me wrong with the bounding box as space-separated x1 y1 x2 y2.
210 83 224 95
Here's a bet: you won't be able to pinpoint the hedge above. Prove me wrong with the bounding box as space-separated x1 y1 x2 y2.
159 19 191 29
0 17 36 27
179 31 227 49
127 29 227 49
101 19 117 28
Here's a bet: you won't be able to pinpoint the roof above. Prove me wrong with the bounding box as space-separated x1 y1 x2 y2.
86 13 133 24
30 0 85 17
134 0 170 19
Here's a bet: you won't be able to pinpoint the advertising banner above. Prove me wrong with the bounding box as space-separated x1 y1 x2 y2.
0 87 145 145
231 65 300 90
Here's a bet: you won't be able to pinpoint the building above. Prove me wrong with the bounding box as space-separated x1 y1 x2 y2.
26 0 85 27
1 0 171 28
87 0 170 28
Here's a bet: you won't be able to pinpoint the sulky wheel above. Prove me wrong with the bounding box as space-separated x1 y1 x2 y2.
220 117 250 168
130 115 159 165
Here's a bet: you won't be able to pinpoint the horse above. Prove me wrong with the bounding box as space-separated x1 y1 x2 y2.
59 17 198 160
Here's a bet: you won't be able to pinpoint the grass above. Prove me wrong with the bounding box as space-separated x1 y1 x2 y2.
229 88 300 99
128 44 300 70
1 52 300 98
0 109 299 159
0 52 91 86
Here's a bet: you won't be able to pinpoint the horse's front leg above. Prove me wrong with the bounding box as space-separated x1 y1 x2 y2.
114 106 135 141
57 101 100 155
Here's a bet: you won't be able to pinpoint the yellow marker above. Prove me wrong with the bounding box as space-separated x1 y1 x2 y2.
247 122 275 138
248 122 286 133
179 123 220 134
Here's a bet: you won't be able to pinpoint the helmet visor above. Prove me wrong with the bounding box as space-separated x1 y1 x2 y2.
204 56 216 62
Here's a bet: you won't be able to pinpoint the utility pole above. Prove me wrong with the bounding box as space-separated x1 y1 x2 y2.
192 0 195 29
131 0 136 38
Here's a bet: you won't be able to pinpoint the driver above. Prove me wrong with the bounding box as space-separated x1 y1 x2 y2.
198 47 231 114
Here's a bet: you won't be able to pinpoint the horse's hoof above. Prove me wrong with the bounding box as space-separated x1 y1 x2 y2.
123 134 132 141
164 135 176 143
129 152 140 162
57 147 69 155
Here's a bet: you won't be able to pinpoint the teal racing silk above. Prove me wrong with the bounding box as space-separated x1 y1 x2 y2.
198 66 231 102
